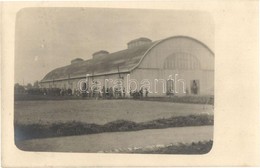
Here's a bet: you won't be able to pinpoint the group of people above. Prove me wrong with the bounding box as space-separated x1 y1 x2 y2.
79 86 126 99
25 86 149 99
130 88 149 99
25 88 73 96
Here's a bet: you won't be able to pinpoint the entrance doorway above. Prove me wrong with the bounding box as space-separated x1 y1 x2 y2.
166 79 174 95
190 80 199 95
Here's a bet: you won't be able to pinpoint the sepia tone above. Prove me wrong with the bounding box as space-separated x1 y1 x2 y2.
13 8 214 154
2 1 260 167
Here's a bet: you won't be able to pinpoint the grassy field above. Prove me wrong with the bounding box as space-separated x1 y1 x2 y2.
14 99 213 125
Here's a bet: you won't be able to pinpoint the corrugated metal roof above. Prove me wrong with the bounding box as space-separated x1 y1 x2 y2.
41 36 214 83
41 41 157 82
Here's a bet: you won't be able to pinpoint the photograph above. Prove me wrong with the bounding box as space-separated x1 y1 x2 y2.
13 7 214 154
2 1 260 167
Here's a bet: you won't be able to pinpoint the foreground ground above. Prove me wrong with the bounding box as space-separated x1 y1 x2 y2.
14 99 214 153
14 99 213 125
16 126 213 153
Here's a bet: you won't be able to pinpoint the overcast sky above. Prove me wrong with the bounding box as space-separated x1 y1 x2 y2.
15 8 214 84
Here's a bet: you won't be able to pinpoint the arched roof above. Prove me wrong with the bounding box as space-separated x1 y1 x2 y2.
41 36 214 82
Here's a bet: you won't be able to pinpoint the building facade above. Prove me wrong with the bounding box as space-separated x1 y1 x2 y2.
40 36 214 96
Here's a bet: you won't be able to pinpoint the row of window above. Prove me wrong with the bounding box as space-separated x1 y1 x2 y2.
163 53 201 70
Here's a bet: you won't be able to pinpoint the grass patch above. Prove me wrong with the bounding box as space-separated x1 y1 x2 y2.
15 114 213 141
120 140 213 154
15 100 213 125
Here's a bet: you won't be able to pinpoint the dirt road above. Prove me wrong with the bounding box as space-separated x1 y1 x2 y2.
16 125 213 153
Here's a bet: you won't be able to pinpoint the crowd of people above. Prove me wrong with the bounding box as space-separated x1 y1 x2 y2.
19 86 149 99
24 87 73 96
79 86 149 99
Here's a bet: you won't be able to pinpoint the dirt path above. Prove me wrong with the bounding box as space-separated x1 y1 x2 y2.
16 126 213 153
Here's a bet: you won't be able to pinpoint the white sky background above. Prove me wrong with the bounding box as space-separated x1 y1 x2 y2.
15 8 214 85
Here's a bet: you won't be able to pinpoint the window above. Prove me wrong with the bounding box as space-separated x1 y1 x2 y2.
163 52 201 70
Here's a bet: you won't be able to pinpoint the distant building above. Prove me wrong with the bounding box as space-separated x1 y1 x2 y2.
40 36 214 96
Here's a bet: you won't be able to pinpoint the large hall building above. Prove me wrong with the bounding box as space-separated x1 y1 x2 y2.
40 36 214 96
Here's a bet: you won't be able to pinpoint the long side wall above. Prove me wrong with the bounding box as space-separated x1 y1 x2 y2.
130 68 214 96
